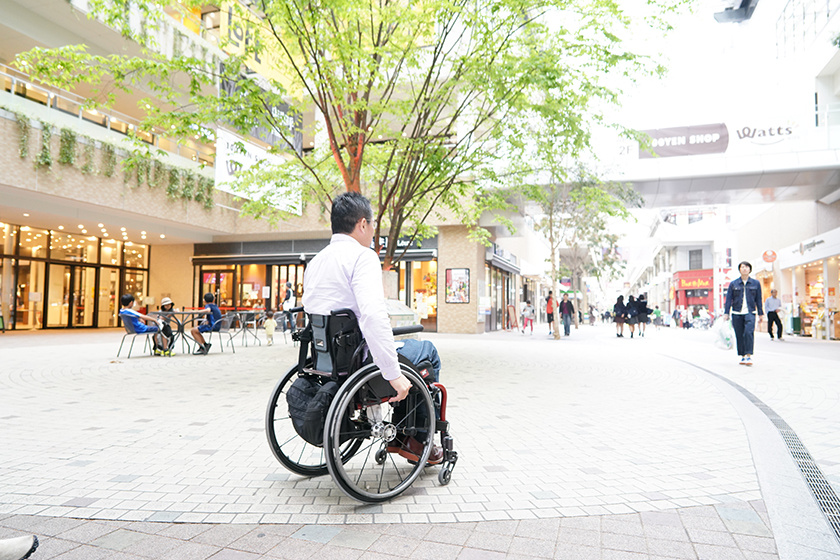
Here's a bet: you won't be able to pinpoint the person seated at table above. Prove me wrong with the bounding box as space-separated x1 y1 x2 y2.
190 292 222 355
119 293 172 356
156 297 178 352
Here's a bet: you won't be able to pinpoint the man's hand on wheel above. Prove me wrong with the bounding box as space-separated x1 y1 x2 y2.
388 374 411 403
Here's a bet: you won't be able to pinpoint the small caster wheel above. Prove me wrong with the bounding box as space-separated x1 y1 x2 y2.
375 447 387 465
438 467 451 485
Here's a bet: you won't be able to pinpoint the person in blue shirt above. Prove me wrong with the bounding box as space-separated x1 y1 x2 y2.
119 294 171 355
724 261 764 366
190 292 222 355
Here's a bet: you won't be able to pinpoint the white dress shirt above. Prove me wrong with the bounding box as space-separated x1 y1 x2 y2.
302 234 400 380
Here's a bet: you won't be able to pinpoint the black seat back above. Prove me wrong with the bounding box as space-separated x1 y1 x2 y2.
309 309 363 378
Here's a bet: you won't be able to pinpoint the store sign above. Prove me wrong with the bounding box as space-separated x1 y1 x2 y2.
762 250 777 263
640 124 729 158
679 278 712 289
798 239 825 255
214 128 302 214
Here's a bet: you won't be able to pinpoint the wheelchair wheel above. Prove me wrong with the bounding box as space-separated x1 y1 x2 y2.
265 364 362 477
324 363 436 503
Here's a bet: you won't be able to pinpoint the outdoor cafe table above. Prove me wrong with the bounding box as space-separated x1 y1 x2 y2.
231 310 263 347
150 309 208 353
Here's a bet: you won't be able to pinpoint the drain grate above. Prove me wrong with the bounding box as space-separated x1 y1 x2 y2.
673 359 840 543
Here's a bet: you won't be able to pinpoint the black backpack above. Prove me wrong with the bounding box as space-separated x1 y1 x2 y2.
286 376 356 446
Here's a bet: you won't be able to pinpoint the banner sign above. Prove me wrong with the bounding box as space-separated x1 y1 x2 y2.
679 277 712 289
640 124 729 158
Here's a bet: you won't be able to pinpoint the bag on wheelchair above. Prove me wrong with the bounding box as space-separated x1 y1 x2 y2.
286 376 358 447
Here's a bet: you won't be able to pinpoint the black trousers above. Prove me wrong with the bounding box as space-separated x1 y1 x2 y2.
767 311 783 339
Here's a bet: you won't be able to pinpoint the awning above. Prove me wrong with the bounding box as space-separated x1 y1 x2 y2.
486 253 521 275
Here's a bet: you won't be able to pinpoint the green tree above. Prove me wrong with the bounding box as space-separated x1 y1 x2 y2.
16 0 681 268
523 166 640 337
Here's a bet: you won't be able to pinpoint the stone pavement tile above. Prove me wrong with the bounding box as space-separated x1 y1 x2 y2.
422 524 472 546
290 524 342 543
407 540 464 560
473 519 519 535
644 523 690 541
121 533 185 558
204 550 259 560
165 540 223 560
368 533 423 557
647 537 696 559
308 543 364 560
601 531 647 554
19 515 88 536
685 527 737 547
264 537 323 559
52 544 113 560
55 520 121 542
515 518 561 541
602 516 645 537
507 535 556 558
640 510 683 527
693 543 747 560
556 527 600 547
192 524 259 547
463 530 513 553
227 529 286 554
456 548 505 559
732 534 777 554
88 528 149 551
601 550 648 559
553 543 601 559
327 528 379 549
740 552 779 560
561 516 601 531
157 522 214 540
23 536 80 558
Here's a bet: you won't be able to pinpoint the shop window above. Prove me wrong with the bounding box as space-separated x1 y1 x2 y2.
124 271 147 312
124 242 148 269
50 231 98 263
18 227 49 259
15 260 45 329
0 222 16 256
100 239 123 266
239 264 267 308
689 249 703 270
688 211 703 224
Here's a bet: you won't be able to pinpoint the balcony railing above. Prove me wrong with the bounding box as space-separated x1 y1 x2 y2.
1 63 215 167
776 0 840 58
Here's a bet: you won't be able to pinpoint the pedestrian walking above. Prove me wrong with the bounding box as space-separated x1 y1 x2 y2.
765 289 784 341
546 291 556 336
724 261 764 366
626 295 639 338
635 295 653 337
614 295 626 338
559 293 575 336
653 305 662 330
522 300 535 334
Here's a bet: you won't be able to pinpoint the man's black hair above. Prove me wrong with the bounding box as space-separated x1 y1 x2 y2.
331 192 373 235
204 293 215 303
120 293 134 307
738 260 752 272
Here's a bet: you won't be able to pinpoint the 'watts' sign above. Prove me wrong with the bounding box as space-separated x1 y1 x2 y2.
640 124 729 158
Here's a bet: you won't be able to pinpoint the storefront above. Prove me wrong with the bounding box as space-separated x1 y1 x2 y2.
0 221 150 330
483 244 519 332
193 236 440 330
672 269 714 315
777 228 840 339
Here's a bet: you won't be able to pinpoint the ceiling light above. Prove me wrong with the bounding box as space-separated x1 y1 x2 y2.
21 226 30 231
98 223 104 228
141 231 146 235
103 233 108 237
160 234 166 239
58 225 64 230
81 229 87 234
23 213 29 217
120 227 126 231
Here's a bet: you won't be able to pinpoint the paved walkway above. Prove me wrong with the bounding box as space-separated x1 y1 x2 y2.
0 323 838 559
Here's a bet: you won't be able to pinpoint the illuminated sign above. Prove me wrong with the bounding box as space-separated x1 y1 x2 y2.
679 278 712 289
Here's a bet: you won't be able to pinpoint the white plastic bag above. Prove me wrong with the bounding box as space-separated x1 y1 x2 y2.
713 318 734 350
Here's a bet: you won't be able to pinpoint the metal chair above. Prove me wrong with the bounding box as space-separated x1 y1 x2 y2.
206 315 236 353
117 319 153 358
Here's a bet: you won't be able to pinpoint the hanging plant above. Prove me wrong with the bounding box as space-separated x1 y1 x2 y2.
102 143 116 177
149 160 165 188
34 122 52 168
58 128 77 165
15 112 30 159
81 139 96 174
199 177 214 210
182 172 196 199
136 157 150 188
166 167 181 198
123 158 136 185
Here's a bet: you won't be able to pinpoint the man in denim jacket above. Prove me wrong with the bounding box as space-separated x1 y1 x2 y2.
724 261 764 366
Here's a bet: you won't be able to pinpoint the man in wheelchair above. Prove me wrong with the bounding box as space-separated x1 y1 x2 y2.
301 192 444 465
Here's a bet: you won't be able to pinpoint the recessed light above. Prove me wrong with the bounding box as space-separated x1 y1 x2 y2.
81 229 87 234
141 231 146 235
120 227 126 232
78 224 84 229
160 234 166 239
103 233 108 237
58 225 64 230
23 213 29 217
98 223 104 228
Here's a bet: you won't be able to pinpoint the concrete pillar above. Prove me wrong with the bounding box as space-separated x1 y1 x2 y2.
824 258 839 337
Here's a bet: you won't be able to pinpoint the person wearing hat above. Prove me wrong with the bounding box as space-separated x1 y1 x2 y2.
156 297 177 355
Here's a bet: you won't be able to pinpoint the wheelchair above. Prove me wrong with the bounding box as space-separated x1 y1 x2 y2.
265 308 458 503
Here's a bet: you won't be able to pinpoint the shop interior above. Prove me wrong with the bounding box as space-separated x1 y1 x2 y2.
398 259 437 332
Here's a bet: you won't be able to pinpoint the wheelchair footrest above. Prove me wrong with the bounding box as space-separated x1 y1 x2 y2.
436 420 449 433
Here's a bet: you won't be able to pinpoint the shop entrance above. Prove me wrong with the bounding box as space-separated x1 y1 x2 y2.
45 264 97 328
201 267 236 308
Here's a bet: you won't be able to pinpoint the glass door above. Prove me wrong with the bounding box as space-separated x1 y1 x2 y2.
98 267 120 327
201 267 235 309
73 266 96 327
15 260 45 329
47 264 71 327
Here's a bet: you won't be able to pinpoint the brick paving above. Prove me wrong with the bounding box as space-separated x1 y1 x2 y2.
1 324 838 558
